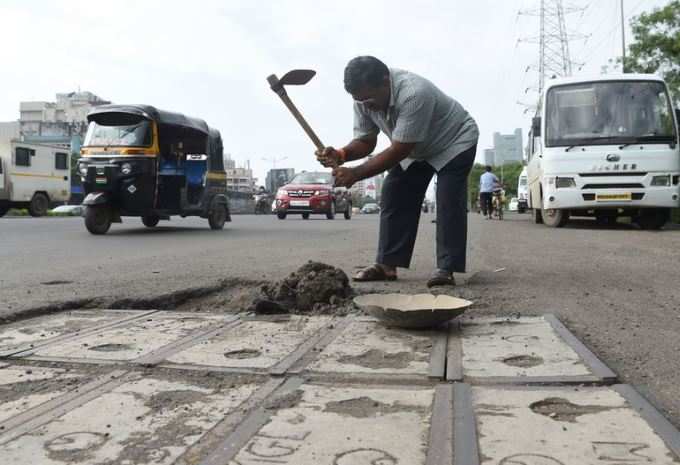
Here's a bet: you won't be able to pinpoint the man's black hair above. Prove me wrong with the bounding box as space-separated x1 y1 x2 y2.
344 56 389 94
485 165 493 172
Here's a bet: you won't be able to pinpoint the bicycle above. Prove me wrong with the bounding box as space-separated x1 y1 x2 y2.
492 190 504 220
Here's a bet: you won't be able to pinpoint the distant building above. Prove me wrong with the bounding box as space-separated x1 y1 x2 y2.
224 154 257 193
483 148 495 167
350 173 384 200
487 129 523 166
0 122 20 141
19 91 110 151
266 168 295 193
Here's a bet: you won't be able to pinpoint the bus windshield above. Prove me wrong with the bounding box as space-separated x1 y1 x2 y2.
84 119 152 147
546 80 676 147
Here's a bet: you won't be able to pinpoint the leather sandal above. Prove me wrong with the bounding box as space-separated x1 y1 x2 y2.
427 269 455 288
353 264 398 282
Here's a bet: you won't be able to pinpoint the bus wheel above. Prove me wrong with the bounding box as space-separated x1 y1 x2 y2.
208 204 227 230
85 205 112 235
635 208 669 230
28 193 49 217
541 207 569 228
142 215 160 228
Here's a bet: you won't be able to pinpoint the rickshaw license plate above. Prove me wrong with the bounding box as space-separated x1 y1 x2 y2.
290 200 310 207
596 193 631 202
95 176 107 184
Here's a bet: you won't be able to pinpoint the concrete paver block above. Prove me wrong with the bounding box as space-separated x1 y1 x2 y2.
165 316 332 371
306 319 442 381
222 380 438 465
0 310 155 357
465 385 680 464
0 365 87 424
0 371 263 465
26 312 231 363
452 316 614 383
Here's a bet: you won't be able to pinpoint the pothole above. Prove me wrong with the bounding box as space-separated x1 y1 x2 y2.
530 397 616 422
88 343 134 352
40 280 73 286
502 355 544 368
223 349 261 359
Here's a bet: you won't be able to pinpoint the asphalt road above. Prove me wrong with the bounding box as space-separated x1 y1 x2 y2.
1 211 680 427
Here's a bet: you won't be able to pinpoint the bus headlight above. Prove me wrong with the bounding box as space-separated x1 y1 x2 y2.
78 163 88 176
651 175 670 186
121 163 132 175
555 177 576 188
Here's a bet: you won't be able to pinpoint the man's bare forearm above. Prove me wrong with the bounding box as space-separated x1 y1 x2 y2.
342 137 377 162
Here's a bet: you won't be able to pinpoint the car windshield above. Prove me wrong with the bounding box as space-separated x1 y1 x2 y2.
84 119 152 147
546 80 676 147
290 172 332 185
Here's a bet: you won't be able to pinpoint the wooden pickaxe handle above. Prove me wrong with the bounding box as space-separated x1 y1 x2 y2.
267 73 338 169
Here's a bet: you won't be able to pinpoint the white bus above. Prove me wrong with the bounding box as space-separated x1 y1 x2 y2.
0 140 71 217
527 74 680 229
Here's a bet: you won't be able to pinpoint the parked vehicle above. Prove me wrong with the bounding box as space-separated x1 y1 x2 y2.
508 197 519 212
527 74 680 229
78 104 229 234
361 203 380 214
0 140 71 217
50 205 84 216
517 167 528 213
274 171 351 220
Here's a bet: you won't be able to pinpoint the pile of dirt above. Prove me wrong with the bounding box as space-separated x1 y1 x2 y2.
254 262 353 314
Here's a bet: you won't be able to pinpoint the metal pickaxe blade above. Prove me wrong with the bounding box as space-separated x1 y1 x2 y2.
267 69 326 155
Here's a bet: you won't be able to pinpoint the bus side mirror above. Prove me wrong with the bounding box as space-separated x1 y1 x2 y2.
532 117 541 138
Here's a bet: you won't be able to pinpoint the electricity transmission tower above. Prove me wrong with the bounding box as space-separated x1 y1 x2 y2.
519 0 587 107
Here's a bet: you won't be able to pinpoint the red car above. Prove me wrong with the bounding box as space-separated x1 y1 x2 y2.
274 171 352 220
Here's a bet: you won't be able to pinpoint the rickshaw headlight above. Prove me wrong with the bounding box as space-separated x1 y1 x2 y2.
78 163 88 176
121 163 132 175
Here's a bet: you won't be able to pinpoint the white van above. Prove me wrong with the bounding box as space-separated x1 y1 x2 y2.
527 74 679 229
0 140 71 217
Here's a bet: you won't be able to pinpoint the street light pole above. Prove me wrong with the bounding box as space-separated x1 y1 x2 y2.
621 0 627 73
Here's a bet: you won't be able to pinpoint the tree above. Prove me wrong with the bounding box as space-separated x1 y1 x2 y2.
623 1 680 102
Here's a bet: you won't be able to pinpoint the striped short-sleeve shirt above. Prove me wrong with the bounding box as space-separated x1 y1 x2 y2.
353 68 479 171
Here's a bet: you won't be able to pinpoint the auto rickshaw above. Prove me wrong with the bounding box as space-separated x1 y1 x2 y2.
77 105 230 234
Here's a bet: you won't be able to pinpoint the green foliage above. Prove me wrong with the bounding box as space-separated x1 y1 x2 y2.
623 1 680 102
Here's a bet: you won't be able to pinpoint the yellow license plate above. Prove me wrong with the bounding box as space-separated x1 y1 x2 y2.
596 193 632 202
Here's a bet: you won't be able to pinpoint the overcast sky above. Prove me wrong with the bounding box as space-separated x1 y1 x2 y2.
0 0 670 186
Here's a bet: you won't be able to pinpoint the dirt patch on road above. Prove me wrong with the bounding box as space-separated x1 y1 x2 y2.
324 396 426 418
337 349 414 370
258 262 353 314
502 355 544 368
530 397 617 422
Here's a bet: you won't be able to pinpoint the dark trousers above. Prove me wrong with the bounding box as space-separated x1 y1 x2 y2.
376 145 477 273
480 192 492 216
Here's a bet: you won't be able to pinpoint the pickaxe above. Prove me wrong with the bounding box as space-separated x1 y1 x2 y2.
267 70 336 167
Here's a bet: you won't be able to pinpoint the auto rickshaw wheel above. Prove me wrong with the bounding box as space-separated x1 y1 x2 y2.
344 203 352 220
208 204 227 230
142 215 160 228
85 205 112 235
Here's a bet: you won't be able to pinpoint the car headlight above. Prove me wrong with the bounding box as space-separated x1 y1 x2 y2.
78 163 88 176
314 190 329 196
651 175 670 186
555 177 576 188
277 189 287 197
121 163 132 175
